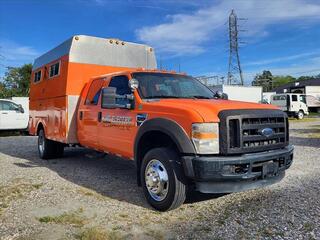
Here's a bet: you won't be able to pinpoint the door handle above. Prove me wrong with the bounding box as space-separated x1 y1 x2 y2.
1 112 8 114
79 111 83 120
98 112 102 122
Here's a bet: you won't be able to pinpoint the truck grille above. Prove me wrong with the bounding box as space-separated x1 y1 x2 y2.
219 109 289 155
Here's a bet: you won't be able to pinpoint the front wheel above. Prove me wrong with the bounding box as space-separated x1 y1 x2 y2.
297 110 304 120
140 148 187 211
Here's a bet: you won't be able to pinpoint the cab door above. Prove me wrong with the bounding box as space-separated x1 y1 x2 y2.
78 78 105 149
290 94 301 112
0 100 24 130
98 75 138 158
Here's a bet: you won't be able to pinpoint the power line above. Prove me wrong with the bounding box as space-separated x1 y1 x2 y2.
227 9 244 85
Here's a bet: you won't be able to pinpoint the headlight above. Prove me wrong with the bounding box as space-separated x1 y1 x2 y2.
192 123 219 154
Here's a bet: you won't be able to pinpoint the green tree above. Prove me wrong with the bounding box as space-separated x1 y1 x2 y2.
252 70 274 92
297 74 320 81
0 63 32 98
272 75 296 88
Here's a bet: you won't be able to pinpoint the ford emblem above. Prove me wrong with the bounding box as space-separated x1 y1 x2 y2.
260 128 274 137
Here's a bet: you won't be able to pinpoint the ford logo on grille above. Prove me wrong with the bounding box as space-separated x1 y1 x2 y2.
259 128 274 137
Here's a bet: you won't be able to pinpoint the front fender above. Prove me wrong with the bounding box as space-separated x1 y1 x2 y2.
134 118 196 160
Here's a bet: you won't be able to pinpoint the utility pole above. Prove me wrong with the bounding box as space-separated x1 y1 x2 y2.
227 9 244 85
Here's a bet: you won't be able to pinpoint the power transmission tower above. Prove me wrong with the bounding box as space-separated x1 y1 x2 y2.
227 9 244 85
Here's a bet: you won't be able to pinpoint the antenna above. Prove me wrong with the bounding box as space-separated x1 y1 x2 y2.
227 9 244 85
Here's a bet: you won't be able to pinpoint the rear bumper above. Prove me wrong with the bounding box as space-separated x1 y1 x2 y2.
181 145 294 193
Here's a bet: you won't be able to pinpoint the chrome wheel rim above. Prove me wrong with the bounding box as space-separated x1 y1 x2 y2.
38 133 44 155
298 112 303 119
145 159 169 201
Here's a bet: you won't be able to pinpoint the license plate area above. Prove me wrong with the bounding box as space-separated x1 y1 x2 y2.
252 160 279 179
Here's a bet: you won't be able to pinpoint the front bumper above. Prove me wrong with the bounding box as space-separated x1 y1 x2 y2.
181 145 294 193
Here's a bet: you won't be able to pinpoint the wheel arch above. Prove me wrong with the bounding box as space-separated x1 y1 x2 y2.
134 118 196 185
36 121 46 135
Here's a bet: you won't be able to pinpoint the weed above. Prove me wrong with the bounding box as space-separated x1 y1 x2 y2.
77 187 106 201
303 222 314 232
38 208 87 227
76 227 122 240
0 180 43 215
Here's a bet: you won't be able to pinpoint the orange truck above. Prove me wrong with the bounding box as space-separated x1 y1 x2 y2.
29 35 294 211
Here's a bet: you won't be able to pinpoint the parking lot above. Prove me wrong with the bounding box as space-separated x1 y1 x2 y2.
0 118 319 240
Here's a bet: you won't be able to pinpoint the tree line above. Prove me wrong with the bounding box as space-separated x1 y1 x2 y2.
0 64 32 98
0 64 319 98
252 70 320 92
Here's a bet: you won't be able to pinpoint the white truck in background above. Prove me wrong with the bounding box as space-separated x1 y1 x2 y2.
210 85 263 103
0 97 29 130
270 93 309 119
262 92 277 104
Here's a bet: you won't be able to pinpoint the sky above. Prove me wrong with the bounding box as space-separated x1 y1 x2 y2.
0 0 320 85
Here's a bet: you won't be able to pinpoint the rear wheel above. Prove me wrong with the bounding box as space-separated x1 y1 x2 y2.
141 147 187 211
297 110 304 120
38 129 64 159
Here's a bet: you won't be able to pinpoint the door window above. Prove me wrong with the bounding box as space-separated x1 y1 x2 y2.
108 75 131 95
85 79 105 105
108 75 131 105
292 95 298 102
0 101 19 111
299 95 306 104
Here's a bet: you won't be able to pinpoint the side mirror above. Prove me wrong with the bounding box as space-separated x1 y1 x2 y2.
18 104 24 113
214 91 228 100
101 87 134 109
128 78 139 91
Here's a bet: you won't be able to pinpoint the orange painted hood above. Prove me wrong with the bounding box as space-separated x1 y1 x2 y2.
146 99 279 122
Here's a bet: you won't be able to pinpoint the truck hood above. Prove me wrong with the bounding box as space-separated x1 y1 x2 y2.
146 99 278 122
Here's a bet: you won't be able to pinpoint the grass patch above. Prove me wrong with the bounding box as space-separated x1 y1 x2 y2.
303 222 314 232
38 208 86 227
77 187 107 201
0 179 43 215
145 228 165 240
289 117 318 122
76 227 122 240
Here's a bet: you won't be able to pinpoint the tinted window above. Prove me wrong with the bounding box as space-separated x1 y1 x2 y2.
0 101 19 111
273 95 286 101
34 70 42 83
299 95 306 104
86 79 105 105
108 75 131 105
49 62 60 78
292 95 298 101
108 75 131 95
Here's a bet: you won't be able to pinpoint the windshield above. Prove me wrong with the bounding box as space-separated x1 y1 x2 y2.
132 72 214 99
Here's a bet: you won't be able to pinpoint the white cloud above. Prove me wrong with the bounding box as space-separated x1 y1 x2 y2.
244 50 320 66
0 40 39 78
202 56 320 85
0 40 39 65
136 0 320 55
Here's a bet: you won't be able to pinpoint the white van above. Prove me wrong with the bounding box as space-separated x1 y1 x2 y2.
271 93 309 119
0 98 29 130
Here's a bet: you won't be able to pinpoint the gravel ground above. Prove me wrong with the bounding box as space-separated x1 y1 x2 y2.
0 119 319 240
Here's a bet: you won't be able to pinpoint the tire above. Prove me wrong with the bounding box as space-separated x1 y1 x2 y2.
38 129 64 159
140 147 187 211
297 110 304 120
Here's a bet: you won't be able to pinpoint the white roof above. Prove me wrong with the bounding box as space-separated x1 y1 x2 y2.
33 35 157 70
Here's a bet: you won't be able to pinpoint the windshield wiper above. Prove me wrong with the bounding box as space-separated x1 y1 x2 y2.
191 95 212 99
145 95 183 99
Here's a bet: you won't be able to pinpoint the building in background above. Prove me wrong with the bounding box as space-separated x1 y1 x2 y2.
272 79 320 112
